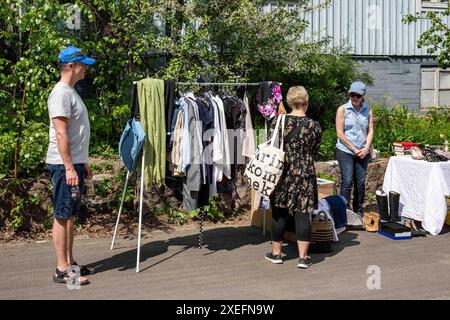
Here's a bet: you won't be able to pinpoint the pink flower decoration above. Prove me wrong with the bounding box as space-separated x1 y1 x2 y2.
257 84 283 120
272 85 282 104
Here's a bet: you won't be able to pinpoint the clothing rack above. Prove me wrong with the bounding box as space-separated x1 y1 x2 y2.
176 82 260 86
132 81 265 86
113 79 279 272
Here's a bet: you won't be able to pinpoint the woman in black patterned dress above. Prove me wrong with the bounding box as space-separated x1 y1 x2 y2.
265 86 322 269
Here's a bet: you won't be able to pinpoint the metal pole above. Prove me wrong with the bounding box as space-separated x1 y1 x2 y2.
111 170 131 250
263 120 268 237
132 81 272 86
263 208 266 237
136 151 145 273
198 210 204 249
176 82 260 86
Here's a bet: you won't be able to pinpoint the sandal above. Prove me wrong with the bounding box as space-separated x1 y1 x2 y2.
72 261 96 276
404 219 427 237
53 267 89 285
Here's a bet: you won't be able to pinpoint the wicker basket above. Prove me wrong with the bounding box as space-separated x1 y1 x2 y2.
310 211 333 243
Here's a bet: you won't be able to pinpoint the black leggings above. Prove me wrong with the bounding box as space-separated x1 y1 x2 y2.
271 205 311 242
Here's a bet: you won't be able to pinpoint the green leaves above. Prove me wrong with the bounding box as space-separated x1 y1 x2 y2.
189 196 224 221
1 0 367 177
405 2 450 69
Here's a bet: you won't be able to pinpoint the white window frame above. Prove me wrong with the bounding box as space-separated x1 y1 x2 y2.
420 67 450 109
417 0 449 12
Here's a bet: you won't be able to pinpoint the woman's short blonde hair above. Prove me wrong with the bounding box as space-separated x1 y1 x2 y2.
287 86 308 109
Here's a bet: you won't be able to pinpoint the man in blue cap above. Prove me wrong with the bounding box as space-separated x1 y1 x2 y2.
46 46 96 285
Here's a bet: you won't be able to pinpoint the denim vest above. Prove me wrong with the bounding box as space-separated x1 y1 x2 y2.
336 100 370 154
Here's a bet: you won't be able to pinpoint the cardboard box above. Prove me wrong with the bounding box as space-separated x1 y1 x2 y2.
251 178 335 242
317 178 335 200
250 190 272 233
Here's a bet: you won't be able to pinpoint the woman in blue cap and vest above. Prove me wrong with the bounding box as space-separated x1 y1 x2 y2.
335 82 374 214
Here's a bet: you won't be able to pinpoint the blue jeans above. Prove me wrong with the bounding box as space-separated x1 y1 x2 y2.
336 149 369 214
48 164 85 219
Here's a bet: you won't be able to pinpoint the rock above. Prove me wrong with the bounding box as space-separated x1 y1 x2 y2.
236 171 251 212
85 179 95 197
365 159 390 195
92 173 115 182
315 158 389 199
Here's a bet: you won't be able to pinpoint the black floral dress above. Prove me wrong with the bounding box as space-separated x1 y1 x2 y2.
269 115 322 215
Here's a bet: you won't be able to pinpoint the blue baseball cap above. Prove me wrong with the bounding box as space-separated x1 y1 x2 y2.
348 81 366 95
58 45 96 65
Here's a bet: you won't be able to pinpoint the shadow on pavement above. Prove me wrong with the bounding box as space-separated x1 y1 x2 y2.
89 226 269 273
283 231 361 264
88 225 361 273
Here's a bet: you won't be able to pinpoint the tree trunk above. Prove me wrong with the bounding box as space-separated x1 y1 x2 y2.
13 133 20 179
14 87 26 179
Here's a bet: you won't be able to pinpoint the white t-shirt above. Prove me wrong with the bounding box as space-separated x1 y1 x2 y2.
46 81 90 165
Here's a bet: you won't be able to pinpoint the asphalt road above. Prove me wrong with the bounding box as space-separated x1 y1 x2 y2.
1 224 450 300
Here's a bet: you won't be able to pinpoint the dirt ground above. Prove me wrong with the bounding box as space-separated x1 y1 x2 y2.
0 208 253 244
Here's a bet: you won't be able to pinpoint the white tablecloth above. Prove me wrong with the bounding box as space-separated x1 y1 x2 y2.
382 156 450 235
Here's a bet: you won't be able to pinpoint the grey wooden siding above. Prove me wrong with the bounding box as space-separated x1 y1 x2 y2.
266 0 450 56
355 56 437 109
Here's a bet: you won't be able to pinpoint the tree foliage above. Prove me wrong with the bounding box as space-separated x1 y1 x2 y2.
1 0 369 177
404 3 450 68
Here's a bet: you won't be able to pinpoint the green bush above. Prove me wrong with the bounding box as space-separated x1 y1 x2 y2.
90 143 119 159
283 50 373 128
95 178 115 197
0 121 48 176
0 129 16 176
154 202 187 226
189 195 224 222
90 162 114 174
116 168 134 208
372 105 450 155
19 121 49 175
1 0 367 178
316 172 336 182
317 128 337 161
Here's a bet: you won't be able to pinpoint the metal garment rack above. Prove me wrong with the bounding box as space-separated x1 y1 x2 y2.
132 81 261 86
111 80 269 272
176 82 260 86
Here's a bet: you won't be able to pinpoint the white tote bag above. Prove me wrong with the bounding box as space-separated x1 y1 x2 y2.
244 114 285 198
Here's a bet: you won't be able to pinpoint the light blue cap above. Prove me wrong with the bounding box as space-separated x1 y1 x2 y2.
348 81 366 95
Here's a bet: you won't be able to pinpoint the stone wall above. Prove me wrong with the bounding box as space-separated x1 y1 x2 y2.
315 159 389 198
0 158 390 240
